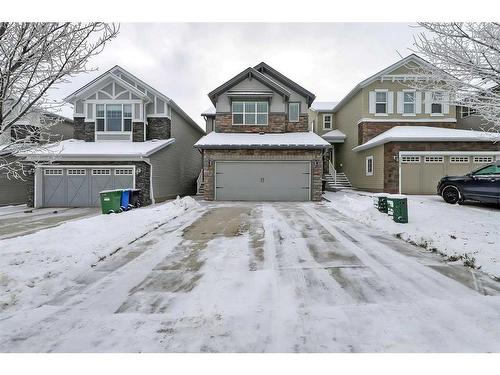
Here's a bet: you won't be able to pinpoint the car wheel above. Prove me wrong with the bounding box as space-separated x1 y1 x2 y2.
442 185 461 204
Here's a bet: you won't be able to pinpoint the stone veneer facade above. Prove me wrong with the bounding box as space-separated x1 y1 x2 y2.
26 160 152 207
132 122 145 142
202 149 323 202
73 117 96 142
147 117 171 140
214 114 309 133
383 141 500 193
358 121 456 145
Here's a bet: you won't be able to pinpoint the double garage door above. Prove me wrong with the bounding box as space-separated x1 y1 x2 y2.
215 161 311 201
401 155 496 194
42 167 134 207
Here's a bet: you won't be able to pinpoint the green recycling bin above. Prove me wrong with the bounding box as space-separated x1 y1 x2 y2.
387 195 408 223
373 193 389 213
100 189 123 214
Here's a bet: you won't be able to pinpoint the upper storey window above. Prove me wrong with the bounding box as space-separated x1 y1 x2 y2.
288 102 300 122
323 114 332 129
403 91 416 114
375 91 387 114
96 104 133 132
431 91 444 114
232 101 268 125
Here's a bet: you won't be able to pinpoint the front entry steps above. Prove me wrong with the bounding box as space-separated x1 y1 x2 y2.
324 172 352 190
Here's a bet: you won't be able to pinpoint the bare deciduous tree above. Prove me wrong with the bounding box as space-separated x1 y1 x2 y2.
408 22 500 134
0 22 119 177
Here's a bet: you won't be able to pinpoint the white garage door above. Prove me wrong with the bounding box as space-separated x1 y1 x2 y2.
215 161 311 201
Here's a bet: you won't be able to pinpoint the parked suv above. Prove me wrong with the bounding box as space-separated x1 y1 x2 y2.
437 162 500 204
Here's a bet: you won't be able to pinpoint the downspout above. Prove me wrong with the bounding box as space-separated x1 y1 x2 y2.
143 102 147 142
143 157 155 205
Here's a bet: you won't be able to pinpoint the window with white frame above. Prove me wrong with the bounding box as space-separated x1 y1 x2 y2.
401 156 421 163
67 169 86 175
473 156 494 164
114 169 133 175
375 92 387 114
450 156 470 164
44 169 63 175
431 92 444 114
323 114 332 129
461 106 477 117
365 156 374 176
288 102 300 122
232 101 268 125
95 104 133 132
403 91 415 114
92 169 111 175
424 156 444 163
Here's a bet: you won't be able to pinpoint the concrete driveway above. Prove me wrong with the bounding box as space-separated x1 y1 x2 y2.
1 201 500 352
0 206 99 240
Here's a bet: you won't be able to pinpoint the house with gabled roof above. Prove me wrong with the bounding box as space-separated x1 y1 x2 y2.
20 66 204 208
310 54 500 194
195 62 330 201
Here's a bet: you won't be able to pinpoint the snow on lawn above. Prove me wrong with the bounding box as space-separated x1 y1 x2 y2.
325 190 500 279
0 196 200 313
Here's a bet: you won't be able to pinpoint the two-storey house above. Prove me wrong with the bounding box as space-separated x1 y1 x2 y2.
311 54 500 195
21 66 204 208
195 62 330 201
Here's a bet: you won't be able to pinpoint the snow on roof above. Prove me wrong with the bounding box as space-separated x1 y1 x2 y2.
201 106 216 116
311 101 339 111
322 129 346 142
194 131 331 149
353 126 500 152
19 138 175 159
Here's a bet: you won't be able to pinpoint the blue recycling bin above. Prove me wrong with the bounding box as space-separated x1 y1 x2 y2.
120 189 131 211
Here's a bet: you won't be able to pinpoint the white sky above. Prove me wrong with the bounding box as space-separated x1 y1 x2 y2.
52 23 419 127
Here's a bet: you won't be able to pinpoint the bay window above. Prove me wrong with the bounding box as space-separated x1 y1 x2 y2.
232 101 268 125
96 103 133 132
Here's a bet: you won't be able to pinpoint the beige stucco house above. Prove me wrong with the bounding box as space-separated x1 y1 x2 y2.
310 54 500 195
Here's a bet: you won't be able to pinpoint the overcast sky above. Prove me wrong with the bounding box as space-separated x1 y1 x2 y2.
53 23 420 127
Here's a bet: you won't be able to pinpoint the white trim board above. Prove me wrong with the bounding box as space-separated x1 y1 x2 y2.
357 117 456 125
399 151 500 156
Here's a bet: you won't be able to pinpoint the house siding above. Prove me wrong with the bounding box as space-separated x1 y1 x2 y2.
215 113 308 133
202 149 323 202
149 109 203 202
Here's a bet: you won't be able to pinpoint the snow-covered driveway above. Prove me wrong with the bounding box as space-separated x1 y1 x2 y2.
1 200 500 352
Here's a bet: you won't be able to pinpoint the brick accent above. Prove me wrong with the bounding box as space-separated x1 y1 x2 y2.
147 117 171 140
358 121 456 145
73 117 95 142
26 161 152 207
202 149 323 201
132 122 144 142
384 141 500 193
215 113 309 133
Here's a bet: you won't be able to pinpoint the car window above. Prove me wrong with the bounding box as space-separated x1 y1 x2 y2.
474 165 500 175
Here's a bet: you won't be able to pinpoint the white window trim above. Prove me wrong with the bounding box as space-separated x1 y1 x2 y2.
95 103 133 133
374 89 388 116
424 156 444 163
323 114 333 130
365 155 374 176
232 101 269 126
401 156 421 163
67 169 87 175
92 169 111 175
473 156 494 164
44 169 63 176
402 90 416 116
114 168 134 175
288 102 300 123
430 91 444 116
450 156 470 164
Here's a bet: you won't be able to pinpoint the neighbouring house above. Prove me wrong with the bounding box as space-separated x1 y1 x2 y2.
195 62 330 201
310 54 500 195
20 66 204 208
0 106 74 206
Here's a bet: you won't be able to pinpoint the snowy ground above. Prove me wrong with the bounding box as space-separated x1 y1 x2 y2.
1 199 500 352
325 190 500 279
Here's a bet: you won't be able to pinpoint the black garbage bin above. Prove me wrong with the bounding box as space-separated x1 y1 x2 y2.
129 189 142 207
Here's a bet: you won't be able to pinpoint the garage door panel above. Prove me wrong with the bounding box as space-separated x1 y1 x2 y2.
216 161 310 201
91 171 113 206
43 169 66 207
67 170 90 207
